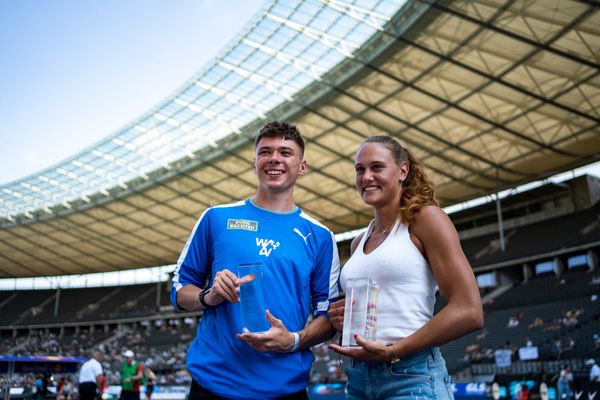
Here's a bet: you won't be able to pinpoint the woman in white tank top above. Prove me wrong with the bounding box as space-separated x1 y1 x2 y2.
327 136 483 399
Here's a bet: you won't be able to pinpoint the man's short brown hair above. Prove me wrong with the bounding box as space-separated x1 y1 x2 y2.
255 120 305 156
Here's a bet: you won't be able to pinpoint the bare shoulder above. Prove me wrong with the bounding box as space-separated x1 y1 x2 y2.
412 206 455 237
411 206 457 242
413 205 449 225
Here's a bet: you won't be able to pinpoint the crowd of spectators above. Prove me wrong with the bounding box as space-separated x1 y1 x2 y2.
0 330 102 358
462 304 594 366
0 316 346 393
528 307 586 333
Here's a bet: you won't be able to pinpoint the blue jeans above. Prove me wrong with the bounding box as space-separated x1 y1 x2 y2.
557 381 571 400
344 347 454 400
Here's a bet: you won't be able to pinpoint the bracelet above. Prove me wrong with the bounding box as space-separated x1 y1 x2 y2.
386 342 400 364
198 288 214 309
289 332 300 352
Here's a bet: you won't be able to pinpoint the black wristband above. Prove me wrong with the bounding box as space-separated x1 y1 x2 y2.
198 288 213 309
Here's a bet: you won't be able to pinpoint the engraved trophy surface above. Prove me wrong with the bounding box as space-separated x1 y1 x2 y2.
342 277 380 347
238 263 268 333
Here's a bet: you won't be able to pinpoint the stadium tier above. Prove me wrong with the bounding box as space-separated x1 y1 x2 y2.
1 175 598 388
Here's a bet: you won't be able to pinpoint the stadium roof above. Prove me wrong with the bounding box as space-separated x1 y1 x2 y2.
0 0 599 278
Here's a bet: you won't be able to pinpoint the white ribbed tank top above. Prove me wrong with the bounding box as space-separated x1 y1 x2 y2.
340 219 437 343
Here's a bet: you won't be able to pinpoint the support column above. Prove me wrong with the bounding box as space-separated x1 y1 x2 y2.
495 169 505 252
54 287 61 317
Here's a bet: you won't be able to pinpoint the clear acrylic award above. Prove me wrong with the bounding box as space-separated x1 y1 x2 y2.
341 277 380 347
238 262 268 333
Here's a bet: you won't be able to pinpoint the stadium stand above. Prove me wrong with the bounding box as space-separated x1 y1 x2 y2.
438 175 600 383
0 283 170 326
1 175 597 392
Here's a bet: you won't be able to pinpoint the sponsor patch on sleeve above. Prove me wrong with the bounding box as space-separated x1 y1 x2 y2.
227 219 258 231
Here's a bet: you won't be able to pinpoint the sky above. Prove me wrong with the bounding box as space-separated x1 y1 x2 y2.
0 0 598 186
0 0 265 185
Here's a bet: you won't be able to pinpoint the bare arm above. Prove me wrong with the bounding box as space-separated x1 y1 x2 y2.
390 206 483 359
132 365 144 381
297 315 336 350
175 284 203 311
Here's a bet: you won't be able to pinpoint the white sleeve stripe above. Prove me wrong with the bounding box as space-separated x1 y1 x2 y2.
298 211 329 231
328 230 341 300
172 207 211 292
298 210 340 300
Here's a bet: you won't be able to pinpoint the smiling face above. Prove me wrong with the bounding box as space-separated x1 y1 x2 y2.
354 142 408 208
254 136 306 196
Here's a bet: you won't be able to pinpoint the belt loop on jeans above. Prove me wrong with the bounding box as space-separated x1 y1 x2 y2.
425 348 435 366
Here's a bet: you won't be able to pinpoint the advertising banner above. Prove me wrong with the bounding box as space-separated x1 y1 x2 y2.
518 346 539 360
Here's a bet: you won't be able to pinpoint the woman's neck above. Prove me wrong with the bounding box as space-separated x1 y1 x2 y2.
372 207 400 234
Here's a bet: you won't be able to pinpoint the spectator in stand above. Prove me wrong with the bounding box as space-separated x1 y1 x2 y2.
20 374 35 399
98 373 107 399
57 377 65 397
57 377 74 400
501 340 518 362
565 336 575 353
78 351 103 400
528 317 544 329
593 333 600 350
553 338 563 360
588 359 600 382
120 350 144 400
33 373 49 400
144 367 156 400
556 365 573 400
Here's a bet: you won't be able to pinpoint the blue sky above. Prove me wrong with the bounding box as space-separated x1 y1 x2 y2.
0 0 264 185
0 1 598 186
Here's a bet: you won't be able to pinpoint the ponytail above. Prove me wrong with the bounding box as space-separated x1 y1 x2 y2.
360 136 438 222
399 148 438 222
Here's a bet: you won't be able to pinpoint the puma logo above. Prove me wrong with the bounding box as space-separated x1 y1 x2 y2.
293 228 312 244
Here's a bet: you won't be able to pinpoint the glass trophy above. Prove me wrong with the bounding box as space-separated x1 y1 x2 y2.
238 262 268 333
341 277 380 347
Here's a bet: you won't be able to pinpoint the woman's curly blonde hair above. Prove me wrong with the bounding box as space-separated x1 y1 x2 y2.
360 136 438 222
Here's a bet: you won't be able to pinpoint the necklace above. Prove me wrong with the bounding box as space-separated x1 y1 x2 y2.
373 220 396 236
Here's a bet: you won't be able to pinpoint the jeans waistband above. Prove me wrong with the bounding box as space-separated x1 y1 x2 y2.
351 346 443 368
